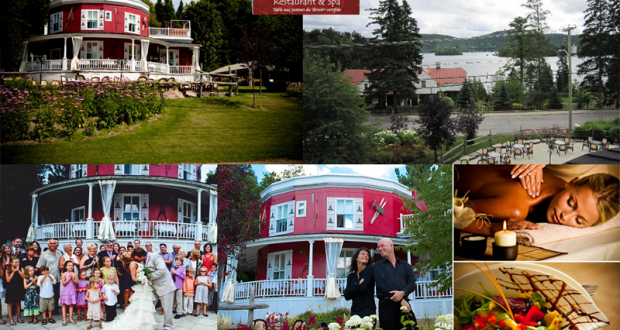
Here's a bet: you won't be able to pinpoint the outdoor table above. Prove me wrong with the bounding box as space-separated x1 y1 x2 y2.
513 144 525 149
592 140 602 145
492 144 503 148
488 152 501 161
555 140 566 145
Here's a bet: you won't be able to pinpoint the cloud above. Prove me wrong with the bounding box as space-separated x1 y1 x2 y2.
324 165 402 179
264 165 331 176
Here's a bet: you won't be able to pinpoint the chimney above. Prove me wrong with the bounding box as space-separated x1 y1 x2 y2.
44 23 48 35
436 62 441 69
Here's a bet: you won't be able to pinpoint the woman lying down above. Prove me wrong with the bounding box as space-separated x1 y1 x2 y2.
454 165 619 236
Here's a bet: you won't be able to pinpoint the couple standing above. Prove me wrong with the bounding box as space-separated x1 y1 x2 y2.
103 247 176 330
344 238 418 330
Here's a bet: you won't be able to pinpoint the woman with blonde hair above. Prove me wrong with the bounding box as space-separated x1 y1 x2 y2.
80 243 99 278
188 249 202 278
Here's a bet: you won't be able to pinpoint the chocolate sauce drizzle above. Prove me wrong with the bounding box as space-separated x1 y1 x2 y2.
495 267 610 330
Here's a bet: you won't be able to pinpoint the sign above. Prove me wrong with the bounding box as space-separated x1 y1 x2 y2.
253 0 359 15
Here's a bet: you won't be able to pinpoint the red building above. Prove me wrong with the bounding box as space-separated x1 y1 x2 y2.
221 174 452 319
14 0 203 82
31 164 216 250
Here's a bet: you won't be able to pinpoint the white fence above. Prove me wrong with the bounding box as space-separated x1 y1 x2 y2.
169 66 194 74
78 59 130 71
25 60 68 72
149 27 191 38
148 62 168 74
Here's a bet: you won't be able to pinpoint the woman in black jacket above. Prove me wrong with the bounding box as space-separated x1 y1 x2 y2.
344 248 376 317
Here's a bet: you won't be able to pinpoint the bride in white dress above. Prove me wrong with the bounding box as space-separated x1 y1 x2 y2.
103 261 156 330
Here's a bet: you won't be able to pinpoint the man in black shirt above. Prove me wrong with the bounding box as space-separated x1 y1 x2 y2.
373 238 418 330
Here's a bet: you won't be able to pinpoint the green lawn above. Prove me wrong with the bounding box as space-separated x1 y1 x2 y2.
1 88 302 163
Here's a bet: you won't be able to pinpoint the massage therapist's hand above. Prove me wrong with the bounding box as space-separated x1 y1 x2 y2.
389 290 405 302
505 219 540 231
511 165 546 198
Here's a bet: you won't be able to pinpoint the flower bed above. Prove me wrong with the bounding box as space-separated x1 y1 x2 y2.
1 78 165 142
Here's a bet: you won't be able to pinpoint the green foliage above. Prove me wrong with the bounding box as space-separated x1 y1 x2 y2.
303 52 379 163
366 0 422 113
304 28 371 70
376 130 399 146
83 119 96 137
417 96 458 162
457 80 474 109
396 165 452 293
556 50 569 93
257 165 306 192
457 104 484 140
176 0 184 20
183 1 224 71
493 83 512 111
398 129 419 146
292 307 351 326
574 117 620 142
142 0 162 27
286 85 302 99
548 87 563 109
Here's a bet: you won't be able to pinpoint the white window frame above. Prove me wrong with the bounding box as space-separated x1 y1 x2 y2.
123 164 142 175
70 164 86 179
124 43 141 61
178 198 196 223
85 10 99 30
105 11 112 22
127 13 138 33
85 41 100 59
71 206 85 222
121 194 141 221
50 12 62 33
180 164 196 181
296 200 306 217
335 198 355 230
336 248 356 279
275 203 288 234
272 251 286 280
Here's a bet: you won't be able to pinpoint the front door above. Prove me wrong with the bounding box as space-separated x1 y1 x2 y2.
164 49 179 66
84 41 100 59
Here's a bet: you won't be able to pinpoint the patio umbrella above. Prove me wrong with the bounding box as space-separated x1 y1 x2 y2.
324 237 344 299
26 224 35 243
221 279 235 304
97 180 117 242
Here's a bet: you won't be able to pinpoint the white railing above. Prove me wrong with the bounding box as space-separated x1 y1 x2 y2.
148 62 168 74
400 213 415 233
312 278 346 296
235 279 308 299
170 66 193 74
413 280 453 299
78 59 129 71
149 27 191 38
36 220 208 241
25 60 67 72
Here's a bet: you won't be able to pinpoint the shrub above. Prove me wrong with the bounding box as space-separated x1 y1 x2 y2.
286 85 303 99
83 119 96 136
399 129 418 145
375 130 399 147
574 117 620 143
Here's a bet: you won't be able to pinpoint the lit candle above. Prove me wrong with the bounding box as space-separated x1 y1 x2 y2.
494 221 516 247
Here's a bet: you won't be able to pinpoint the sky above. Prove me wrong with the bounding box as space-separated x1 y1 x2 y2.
200 164 217 182
303 0 588 38
251 165 407 185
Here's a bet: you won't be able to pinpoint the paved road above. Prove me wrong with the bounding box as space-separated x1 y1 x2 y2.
368 109 619 134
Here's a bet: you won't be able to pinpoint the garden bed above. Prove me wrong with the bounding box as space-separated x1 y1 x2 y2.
1 78 164 142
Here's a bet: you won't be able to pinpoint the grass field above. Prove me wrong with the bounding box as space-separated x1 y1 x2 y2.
1 87 302 163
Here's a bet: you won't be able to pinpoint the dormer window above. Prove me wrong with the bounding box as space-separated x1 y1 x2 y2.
70 164 87 179
86 10 98 29
115 164 149 175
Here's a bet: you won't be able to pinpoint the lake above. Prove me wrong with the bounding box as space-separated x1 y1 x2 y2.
420 52 584 88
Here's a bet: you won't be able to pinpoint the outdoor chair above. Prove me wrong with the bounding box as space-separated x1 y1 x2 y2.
168 77 175 82
4 77 13 81
14 77 22 81
506 140 512 148
602 138 608 145
61 76 67 82
517 139 524 145
67 77 75 81
77 75 86 81
605 142 612 150
30 79 37 86
582 136 593 150
526 143 534 158
102 76 110 82
480 148 489 161
51 80 60 86
460 159 469 164
91 77 100 82
488 157 496 164
558 144 567 155
504 155 511 164
495 147 502 153
590 143 598 152
477 160 484 164
254 319 268 330
40 80 48 86
138 76 147 82
293 320 307 330
514 147 524 159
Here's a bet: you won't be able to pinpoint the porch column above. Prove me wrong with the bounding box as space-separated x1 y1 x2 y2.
407 250 411 264
19 41 29 72
131 39 136 72
62 37 68 70
166 46 169 74
195 188 203 241
86 183 94 239
31 193 39 227
306 240 315 297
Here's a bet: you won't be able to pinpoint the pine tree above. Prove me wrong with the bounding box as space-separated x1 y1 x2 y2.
417 95 458 162
494 84 512 111
503 17 531 85
366 0 422 113
183 0 223 71
458 103 484 141
548 87 563 109
154 0 165 24
457 80 474 109
143 0 162 27
556 50 569 93
176 0 184 20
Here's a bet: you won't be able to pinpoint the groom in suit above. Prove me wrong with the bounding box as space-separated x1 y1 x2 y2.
132 247 177 330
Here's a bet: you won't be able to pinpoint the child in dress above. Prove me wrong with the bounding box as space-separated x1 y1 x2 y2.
102 274 119 322
5 257 25 325
86 277 103 329
92 268 105 320
194 266 210 317
76 270 89 321
100 256 119 286
183 268 195 316
59 260 78 325
37 265 56 325
171 256 186 319
22 265 40 324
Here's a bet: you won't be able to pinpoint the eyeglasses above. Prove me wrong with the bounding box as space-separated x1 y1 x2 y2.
377 244 390 249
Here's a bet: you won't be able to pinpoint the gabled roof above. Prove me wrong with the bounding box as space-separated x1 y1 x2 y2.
423 67 466 86
342 69 370 86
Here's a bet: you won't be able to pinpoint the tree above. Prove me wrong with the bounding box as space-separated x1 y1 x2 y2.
154 0 165 25
494 83 512 111
502 17 531 85
366 0 423 113
257 165 306 192
457 80 474 109
303 52 379 163
184 0 224 71
457 104 484 141
163 0 176 22
36 165 68 185
556 49 569 93
217 165 262 268
548 87 563 109
416 95 458 162
233 25 279 106
0 165 41 244
143 0 162 27
175 0 184 20
396 164 452 292
205 170 217 185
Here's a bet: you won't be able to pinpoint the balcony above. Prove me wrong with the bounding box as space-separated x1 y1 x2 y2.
36 220 212 242
23 59 195 75
26 59 68 71
149 20 191 39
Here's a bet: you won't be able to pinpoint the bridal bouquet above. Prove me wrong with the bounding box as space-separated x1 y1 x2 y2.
137 267 157 293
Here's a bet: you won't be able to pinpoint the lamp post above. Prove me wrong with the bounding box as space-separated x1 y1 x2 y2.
562 25 576 132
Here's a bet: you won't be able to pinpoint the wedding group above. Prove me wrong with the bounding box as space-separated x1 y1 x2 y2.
0 237 218 330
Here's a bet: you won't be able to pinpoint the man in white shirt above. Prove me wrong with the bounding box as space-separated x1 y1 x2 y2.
37 266 57 325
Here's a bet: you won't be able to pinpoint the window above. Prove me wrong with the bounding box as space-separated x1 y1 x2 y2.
50 12 62 33
123 195 140 220
85 41 99 59
296 201 306 217
71 165 86 178
50 49 61 60
127 13 138 33
336 249 355 278
86 10 98 29
275 204 288 233
179 199 195 223
181 165 195 180
123 165 141 175
124 43 141 61
421 80 426 88
71 206 85 222
336 199 354 229
272 252 286 280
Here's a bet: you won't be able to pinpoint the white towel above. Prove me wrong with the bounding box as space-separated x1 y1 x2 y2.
515 213 620 246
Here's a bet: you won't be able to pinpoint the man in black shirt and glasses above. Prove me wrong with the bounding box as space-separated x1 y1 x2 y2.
373 238 418 330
